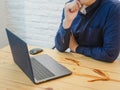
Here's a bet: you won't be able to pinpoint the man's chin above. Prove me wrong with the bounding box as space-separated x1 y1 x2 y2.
80 0 96 6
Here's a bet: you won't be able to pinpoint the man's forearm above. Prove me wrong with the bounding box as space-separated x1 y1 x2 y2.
62 19 72 29
76 46 119 62
55 24 71 52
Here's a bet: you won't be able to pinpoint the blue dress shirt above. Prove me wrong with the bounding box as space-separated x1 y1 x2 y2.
55 0 120 62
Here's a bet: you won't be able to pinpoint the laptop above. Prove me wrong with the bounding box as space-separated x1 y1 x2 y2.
6 29 72 84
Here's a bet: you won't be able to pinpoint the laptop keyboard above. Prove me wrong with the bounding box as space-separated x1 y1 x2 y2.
30 57 55 81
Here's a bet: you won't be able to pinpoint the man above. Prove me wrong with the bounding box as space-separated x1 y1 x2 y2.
55 0 120 62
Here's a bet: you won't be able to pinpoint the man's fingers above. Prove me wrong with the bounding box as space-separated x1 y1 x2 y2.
65 0 82 13
70 1 81 13
76 0 82 9
69 6 75 13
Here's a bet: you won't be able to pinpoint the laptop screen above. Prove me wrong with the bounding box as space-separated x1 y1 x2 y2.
6 29 34 82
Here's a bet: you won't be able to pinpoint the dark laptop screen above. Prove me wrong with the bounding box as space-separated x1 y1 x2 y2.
6 29 34 83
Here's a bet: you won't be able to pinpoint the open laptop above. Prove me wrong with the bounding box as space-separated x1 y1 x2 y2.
6 29 72 84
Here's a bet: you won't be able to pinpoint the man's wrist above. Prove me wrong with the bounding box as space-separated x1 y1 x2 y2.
70 44 79 52
74 45 79 52
74 44 79 52
62 19 72 29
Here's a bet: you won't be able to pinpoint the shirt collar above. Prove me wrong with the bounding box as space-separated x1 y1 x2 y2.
86 0 101 14
80 5 87 15
80 0 101 15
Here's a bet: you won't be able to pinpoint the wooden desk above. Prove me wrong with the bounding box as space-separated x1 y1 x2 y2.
0 46 120 90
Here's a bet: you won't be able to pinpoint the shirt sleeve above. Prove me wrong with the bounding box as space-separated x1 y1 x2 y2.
55 9 71 52
55 0 75 51
76 4 120 62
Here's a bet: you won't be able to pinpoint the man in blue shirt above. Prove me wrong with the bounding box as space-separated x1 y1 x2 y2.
55 0 120 62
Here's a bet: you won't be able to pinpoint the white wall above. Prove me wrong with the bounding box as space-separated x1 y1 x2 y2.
5 0 67 48
0 0 68 48
24 0 67 47
5 0 25 41
0 0 8 48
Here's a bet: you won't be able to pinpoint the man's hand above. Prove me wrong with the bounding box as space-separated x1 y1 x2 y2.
69 34 78 52
63 0 96 29
63 0 82 29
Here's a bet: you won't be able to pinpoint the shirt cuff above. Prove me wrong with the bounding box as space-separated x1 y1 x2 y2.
76 46 84 54
59 25 71 37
